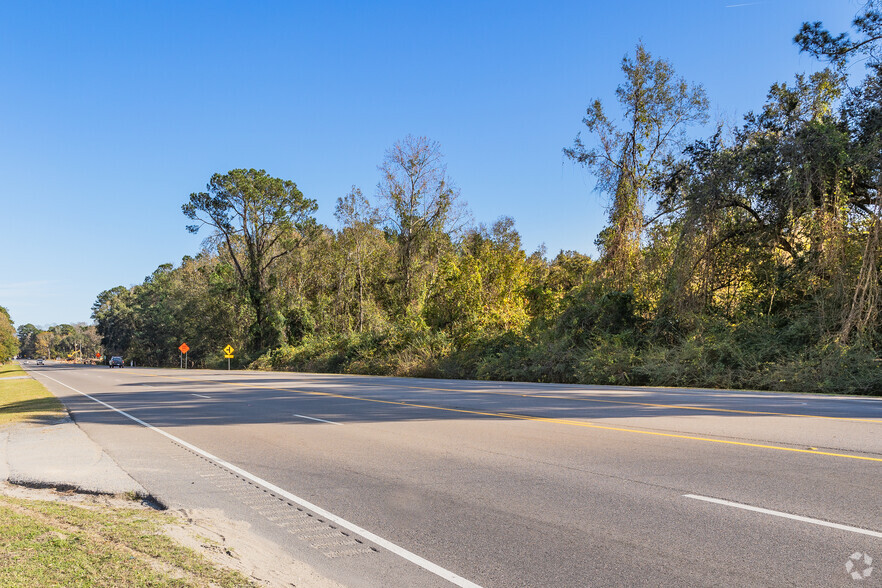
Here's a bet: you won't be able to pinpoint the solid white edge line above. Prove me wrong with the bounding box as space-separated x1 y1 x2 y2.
683 494 882 538
36 373 482 588
293 414 343 426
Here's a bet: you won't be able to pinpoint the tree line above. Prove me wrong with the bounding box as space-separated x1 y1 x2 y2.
14 322 101 362
0 307 17 362
88 5 882 393
0 311 102 363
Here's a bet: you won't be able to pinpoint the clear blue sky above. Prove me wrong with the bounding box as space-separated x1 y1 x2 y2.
0 0 858 328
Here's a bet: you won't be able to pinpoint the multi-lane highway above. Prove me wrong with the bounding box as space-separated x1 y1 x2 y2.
22 362 882 586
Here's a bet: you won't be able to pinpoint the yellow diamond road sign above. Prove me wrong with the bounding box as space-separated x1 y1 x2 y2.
223 345 234 356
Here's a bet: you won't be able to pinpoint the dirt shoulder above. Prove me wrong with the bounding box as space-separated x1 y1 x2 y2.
0 479 346 587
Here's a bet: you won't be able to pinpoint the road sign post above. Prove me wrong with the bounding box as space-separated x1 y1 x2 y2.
223 345 234 371
178 343 190 369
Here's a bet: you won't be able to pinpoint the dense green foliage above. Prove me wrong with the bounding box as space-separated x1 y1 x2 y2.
16 322 100 361
0 306 19 362
93 8 882 394
182 168 318 350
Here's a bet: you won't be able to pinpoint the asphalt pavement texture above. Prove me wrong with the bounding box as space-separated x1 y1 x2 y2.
16 361 882 587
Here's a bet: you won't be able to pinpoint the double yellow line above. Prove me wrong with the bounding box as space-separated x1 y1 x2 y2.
140 371 882 463
354 380 882 424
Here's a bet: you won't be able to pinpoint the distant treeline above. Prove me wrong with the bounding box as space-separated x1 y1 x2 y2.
91 6 882 394
13 322 101 361
0 314 99 363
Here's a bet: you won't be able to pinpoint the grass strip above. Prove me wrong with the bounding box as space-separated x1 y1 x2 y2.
0 363 27 378
0 494 254 587
0 365 65 425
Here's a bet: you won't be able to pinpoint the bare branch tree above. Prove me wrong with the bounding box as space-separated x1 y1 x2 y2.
378 135 469 312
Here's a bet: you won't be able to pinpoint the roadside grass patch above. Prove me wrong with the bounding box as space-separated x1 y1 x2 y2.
0 363 26 378
0 368 65 425
0 494 255 587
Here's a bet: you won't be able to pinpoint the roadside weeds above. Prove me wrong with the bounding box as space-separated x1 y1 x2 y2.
0 484 255 587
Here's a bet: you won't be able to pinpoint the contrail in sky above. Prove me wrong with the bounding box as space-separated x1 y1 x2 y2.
726 2 763 7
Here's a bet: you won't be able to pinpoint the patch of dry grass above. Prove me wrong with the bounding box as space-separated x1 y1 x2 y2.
0 493 255 587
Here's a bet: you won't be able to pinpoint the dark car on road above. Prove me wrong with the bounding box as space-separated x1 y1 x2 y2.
109 356 124 368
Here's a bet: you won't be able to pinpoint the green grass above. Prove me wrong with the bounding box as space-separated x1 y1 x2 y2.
0 365 65 425
0 364 26 378
0 495 254 587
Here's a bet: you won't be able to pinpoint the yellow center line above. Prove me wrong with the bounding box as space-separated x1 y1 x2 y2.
349 382 882 424
136 371 882 463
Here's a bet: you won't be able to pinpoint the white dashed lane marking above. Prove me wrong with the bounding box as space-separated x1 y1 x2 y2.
684 494 882 538
293 414 343 425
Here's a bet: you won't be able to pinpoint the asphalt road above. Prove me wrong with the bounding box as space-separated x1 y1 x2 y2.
22 363 882 587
